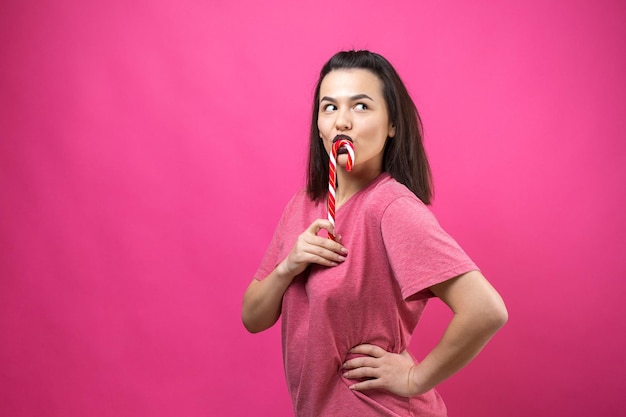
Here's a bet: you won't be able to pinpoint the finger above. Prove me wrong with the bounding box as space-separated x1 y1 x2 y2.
302 253 343 267
349 344 386 358
306 220 347 249
343 366 379 380
349 378 381 392
300 240 347 262
306 219 335 236
342 356 379 370
303 234 348 257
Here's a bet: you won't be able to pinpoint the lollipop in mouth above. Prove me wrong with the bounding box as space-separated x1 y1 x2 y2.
332 135 353 156
327 136 355 240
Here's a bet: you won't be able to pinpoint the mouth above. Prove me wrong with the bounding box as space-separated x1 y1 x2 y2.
332 135 353 155
332 134 353 145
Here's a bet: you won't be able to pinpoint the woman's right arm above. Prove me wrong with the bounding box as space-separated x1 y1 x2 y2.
242 219 348 333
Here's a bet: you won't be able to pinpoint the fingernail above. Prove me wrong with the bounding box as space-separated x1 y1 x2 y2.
342 372 348 378
340 247 348 254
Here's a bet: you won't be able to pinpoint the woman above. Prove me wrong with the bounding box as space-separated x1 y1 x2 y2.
242 50 507 417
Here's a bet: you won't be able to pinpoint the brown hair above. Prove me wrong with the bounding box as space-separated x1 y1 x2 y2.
306 50 433 204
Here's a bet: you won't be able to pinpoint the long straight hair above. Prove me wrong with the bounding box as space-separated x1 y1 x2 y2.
306 50 433 204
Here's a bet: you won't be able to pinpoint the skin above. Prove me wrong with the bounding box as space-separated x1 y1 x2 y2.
242 68 508 397
317 69 396 208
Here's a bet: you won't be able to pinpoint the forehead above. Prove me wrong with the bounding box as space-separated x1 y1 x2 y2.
319 69 384 98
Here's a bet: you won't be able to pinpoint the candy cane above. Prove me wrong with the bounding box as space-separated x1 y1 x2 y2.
327 139 355 241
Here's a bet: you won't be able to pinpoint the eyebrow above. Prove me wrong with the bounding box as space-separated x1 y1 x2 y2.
320 94 374 103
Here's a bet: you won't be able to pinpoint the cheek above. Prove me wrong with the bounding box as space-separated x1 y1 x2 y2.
318 125 334 149
363 122 389 141
316 124 331 150
317 118 330 135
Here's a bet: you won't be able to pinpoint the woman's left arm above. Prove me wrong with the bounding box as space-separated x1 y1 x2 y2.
343 270 508 396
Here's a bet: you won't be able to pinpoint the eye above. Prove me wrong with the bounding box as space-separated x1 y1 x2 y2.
322 103 337 112
354 103 368 111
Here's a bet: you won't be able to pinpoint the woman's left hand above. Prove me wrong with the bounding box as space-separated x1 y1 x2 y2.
342 344 419 397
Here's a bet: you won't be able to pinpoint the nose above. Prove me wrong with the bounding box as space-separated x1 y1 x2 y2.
335 108 352 131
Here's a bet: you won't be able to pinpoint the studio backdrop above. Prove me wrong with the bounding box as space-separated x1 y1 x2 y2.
1 1 624 416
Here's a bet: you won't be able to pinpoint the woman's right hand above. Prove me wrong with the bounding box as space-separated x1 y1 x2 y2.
277 219 348 278
243 219 348 333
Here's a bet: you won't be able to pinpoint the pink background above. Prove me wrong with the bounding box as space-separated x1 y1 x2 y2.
1 1 624 416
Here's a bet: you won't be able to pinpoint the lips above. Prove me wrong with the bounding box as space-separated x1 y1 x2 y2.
332 135 353 155
332 134 353 145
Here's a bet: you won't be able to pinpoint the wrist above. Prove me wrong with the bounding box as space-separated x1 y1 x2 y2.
407 365 418 396
408 364 433 396
275 260 296 283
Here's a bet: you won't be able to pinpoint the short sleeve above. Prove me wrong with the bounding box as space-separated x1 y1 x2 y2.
253 190 309 281
381 197 478 300
254 206 288 281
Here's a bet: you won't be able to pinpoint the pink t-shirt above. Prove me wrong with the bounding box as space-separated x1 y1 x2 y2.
255 173 478 417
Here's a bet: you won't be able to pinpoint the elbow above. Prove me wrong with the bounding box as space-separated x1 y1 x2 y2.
242 316 264 334
465 295 508 335
241 310 261 334
494 305 509 330
241 308 274 334
485 300 508 332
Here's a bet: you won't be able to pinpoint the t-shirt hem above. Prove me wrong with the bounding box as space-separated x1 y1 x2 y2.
401 263 479 300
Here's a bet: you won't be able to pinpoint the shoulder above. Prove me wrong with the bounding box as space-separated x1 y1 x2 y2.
365 174 428 214
366 176 442 235
283 187 316 213
276 187 321 229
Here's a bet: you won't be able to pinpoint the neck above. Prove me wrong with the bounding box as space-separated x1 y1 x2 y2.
335 165 382 209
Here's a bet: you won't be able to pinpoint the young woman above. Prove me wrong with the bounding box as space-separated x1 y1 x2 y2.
242 50 507 417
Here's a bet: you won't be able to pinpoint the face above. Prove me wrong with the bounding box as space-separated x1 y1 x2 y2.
317 69 395 175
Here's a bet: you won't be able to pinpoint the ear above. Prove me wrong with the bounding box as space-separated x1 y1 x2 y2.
388 123 396 138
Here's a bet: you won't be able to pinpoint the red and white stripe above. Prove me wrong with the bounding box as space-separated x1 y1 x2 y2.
327 139 355 241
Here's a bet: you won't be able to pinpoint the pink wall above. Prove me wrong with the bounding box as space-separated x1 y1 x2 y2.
1 1 624 416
